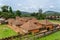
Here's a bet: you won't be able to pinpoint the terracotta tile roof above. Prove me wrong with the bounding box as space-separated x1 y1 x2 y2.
8 18 15 22
20 20 42 31
16 17 30 22
12 20 25 26
16 17 37 22
39 20 53 25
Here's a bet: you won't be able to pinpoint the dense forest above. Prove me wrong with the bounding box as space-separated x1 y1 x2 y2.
0 5 60 19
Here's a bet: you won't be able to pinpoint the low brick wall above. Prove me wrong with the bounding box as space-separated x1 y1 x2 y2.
0 28 60 40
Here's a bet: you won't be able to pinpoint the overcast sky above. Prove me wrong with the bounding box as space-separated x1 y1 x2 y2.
0 0 60 12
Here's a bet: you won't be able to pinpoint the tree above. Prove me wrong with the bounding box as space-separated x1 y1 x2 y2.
31 9 46 20
1 5 9 12
9 6 15 18
38 9 42 13
16 10 21 16
31 12 36 16
0 12 11 19
9 7 13 13
36 9 43 19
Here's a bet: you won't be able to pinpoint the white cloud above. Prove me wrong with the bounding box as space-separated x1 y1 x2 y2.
0 4 1 5
17 3 22 6
23 7 29 10
0 3 5 7
39 5 44 8
0 3 6 6
49 5 54 8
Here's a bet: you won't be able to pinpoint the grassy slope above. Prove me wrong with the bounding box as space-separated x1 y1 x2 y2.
49 20 60 24
0 25 18 39
38 31 60 40
39 20 60 24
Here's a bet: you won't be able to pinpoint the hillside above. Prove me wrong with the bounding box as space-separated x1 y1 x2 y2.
44 11 60 16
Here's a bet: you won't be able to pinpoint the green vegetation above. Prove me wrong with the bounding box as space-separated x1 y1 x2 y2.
49 20 60 24
0 5 60 20
0 5 46 19
31 9 46 19
15 10 21 16
40 20 60 24
1 5 60 20
0 25 18 39
38 31 60 40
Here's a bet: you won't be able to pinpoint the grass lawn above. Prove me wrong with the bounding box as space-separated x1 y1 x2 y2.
0 25 18 39
39 20 60 24
49 20 60 24
38 31 60 40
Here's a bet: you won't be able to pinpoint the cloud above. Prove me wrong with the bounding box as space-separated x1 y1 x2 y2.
39 5 44 8
0 3 5 6
0 3 2 6
17 3 22 6
49 5 54 8
0 0 60 12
